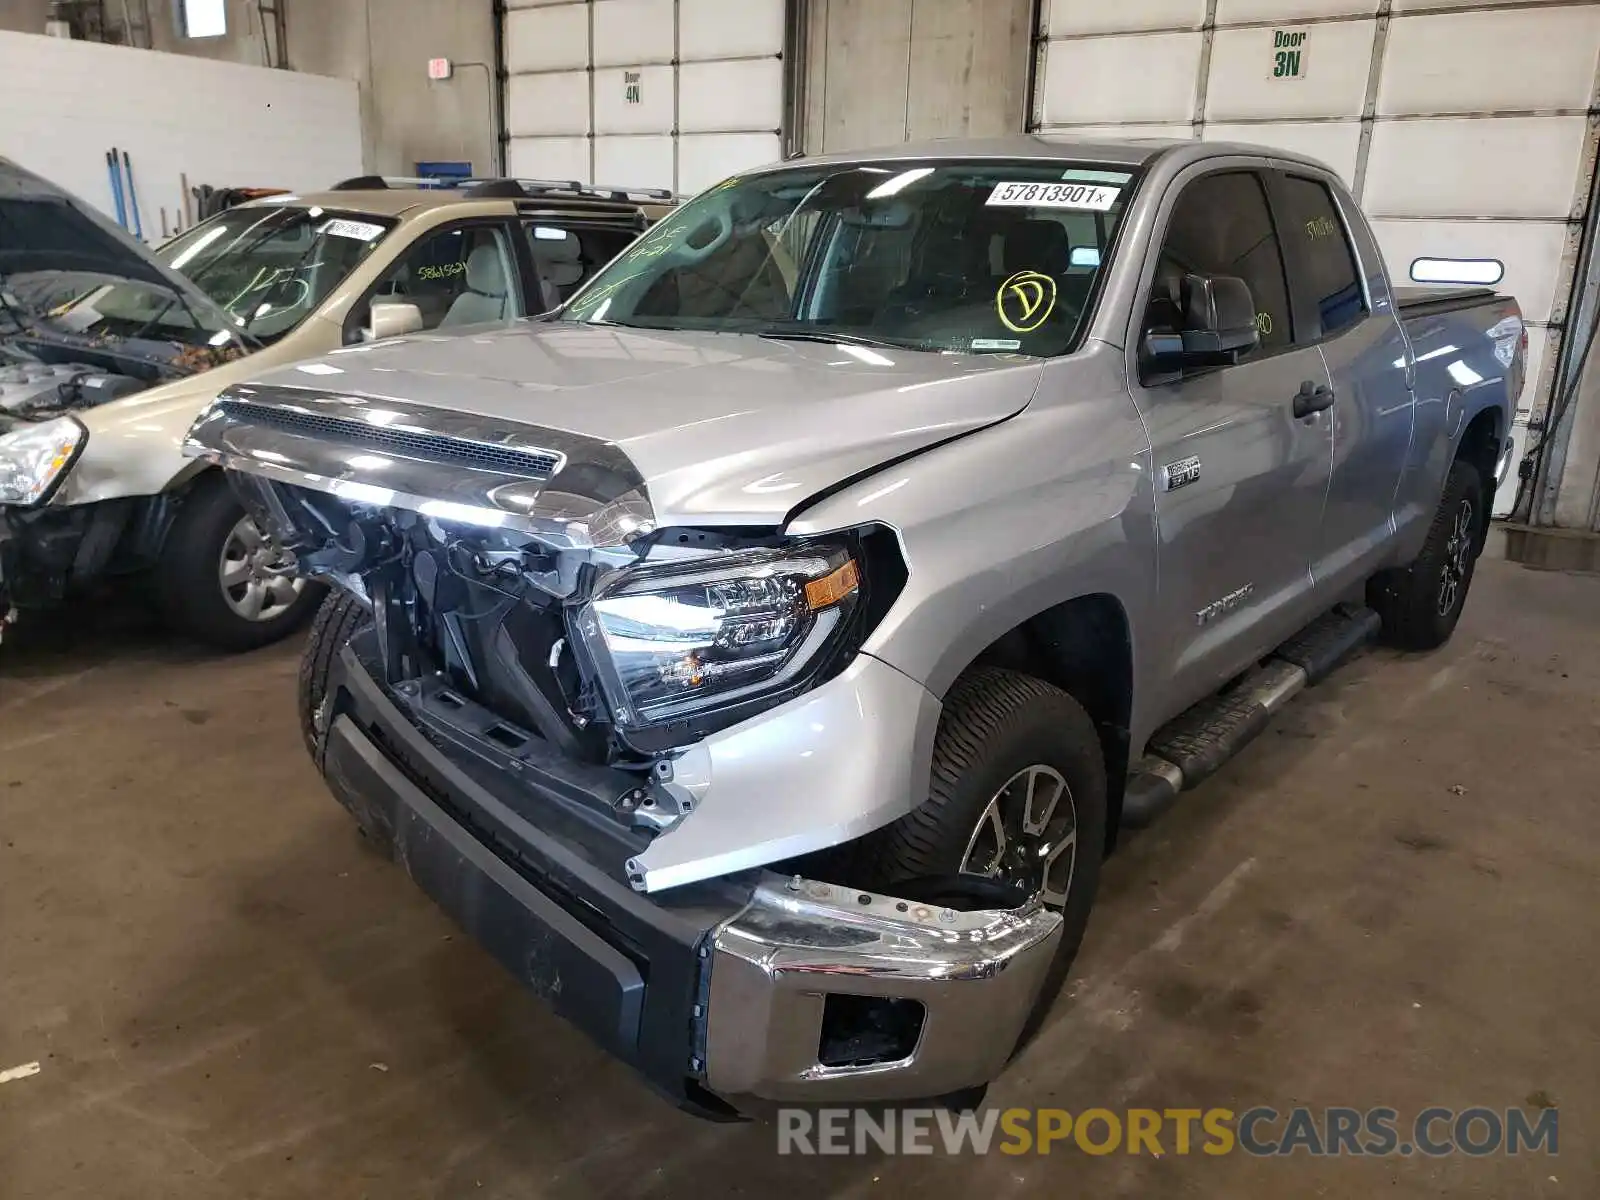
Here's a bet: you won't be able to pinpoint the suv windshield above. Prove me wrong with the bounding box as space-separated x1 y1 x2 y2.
154 206 395 343
560 159 1137 356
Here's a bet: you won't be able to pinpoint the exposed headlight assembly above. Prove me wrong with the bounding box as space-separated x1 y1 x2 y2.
0 416 86 506
573 533 898 749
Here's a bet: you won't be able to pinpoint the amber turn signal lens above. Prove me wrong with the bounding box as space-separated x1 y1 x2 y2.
805 558 860 611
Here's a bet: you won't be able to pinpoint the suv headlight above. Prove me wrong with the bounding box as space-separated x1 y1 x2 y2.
573 535 896 747
0 417 86 506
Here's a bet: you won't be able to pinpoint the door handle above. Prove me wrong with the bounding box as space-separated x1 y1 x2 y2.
1293 379 1336 419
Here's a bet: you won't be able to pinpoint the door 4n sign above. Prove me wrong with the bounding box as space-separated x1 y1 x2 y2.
1271 29 1307 80
624 70 642 104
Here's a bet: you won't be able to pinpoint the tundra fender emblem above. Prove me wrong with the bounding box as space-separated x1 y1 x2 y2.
1197 583 1254 626
1162 455 1202 491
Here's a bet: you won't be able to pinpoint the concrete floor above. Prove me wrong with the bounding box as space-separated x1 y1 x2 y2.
0 558 1595 1198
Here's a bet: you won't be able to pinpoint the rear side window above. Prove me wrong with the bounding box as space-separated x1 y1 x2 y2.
523 223 636 310
1277 176 1365 339
1151 171 1292 355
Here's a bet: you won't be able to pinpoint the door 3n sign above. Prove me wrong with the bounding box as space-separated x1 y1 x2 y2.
1271 29 1308 80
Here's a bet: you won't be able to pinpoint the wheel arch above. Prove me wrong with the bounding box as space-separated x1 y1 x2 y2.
162 456 217 494
1455 405 1502 547
958 591 1135 845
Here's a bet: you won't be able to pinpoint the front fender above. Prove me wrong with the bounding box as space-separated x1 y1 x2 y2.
786 347 1160 733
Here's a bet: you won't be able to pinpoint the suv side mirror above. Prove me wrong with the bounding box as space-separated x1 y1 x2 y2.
364 300 425 342
1142 273 1261 377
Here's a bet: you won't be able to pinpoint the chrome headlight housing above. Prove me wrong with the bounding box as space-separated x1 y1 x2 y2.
573 533 897 748
0 417 86 506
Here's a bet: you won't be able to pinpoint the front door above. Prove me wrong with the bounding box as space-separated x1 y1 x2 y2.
350 220 524 339
1129 167 1335 719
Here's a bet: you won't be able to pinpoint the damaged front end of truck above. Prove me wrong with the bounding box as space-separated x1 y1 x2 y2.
185 380 940 884
182 371 1062 1110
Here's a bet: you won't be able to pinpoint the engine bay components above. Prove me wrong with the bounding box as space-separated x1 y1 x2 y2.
0 357 147 417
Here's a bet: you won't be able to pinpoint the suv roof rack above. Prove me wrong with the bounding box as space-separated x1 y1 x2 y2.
325 174 683 203
462 179 543 199
328 174 461 191
592 180 678 202
460 177 678 204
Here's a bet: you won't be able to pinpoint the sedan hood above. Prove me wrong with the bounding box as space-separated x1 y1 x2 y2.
236 321 1043 525
0 157 245 343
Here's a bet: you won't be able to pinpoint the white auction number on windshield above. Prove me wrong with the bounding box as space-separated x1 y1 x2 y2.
985 181 1120 211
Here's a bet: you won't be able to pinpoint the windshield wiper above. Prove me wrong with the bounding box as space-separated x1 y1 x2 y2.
121 289 263 361
755 326 925 351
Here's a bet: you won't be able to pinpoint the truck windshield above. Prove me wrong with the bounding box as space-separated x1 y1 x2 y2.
560 159 1137 356
153 206 395 344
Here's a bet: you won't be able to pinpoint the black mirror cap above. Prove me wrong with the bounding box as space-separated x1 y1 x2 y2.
1177 273 1260 364
1183 272 1254 333
1140 272 1262 382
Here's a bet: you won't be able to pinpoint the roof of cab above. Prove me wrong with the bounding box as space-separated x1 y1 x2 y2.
742 134 1345 189
776 134 1186 171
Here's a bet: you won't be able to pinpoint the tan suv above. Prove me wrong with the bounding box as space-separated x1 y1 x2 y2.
0 165 673 650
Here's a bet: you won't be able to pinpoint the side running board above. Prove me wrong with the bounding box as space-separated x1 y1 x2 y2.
1121 604 1380 829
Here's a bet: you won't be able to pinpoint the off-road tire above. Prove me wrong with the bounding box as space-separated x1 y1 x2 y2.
298 587 369 767
1369 459 1484 651
859 666 1108 1047
154 476 323 652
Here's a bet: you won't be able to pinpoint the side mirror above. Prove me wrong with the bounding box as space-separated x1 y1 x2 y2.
364 300 424 342
1142 273 1260 376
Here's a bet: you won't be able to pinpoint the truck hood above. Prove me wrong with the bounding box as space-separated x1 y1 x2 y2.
232 321 1044 526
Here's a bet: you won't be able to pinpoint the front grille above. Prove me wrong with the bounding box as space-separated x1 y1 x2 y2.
219 399 564 479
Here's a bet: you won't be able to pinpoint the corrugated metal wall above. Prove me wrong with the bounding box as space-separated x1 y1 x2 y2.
1032 0 1600 518
501 0 785 194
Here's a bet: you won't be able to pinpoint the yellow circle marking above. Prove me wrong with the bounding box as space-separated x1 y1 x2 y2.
996 270 1057 334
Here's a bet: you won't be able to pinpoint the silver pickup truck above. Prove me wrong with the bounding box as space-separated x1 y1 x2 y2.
186 136 1522 1116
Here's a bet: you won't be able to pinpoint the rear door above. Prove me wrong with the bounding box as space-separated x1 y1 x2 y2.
1128 164 1336 718
1268 168 1414 593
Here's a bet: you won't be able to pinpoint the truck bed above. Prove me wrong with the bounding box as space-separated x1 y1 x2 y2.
1393 285 1499 317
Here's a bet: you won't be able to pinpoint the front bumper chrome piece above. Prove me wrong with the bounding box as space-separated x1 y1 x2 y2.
321 638 1060 1111
706 878 1063 1103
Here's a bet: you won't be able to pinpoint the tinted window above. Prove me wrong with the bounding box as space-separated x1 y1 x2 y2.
1278 176 1365 339
523 223 635 310
1148 171 1291 355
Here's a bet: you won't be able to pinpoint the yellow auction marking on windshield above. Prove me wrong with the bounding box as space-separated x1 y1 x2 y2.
996 269 1057 333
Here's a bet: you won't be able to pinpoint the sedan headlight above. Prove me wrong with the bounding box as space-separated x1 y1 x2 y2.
0 417 86 506
574 540 878 744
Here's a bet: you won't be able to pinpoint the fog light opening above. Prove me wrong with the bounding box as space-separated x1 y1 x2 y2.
818 994 926 1069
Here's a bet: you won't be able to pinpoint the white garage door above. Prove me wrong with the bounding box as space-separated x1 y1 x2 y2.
1032 0 1600 516
799 0 1033 154
502 0 785 195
